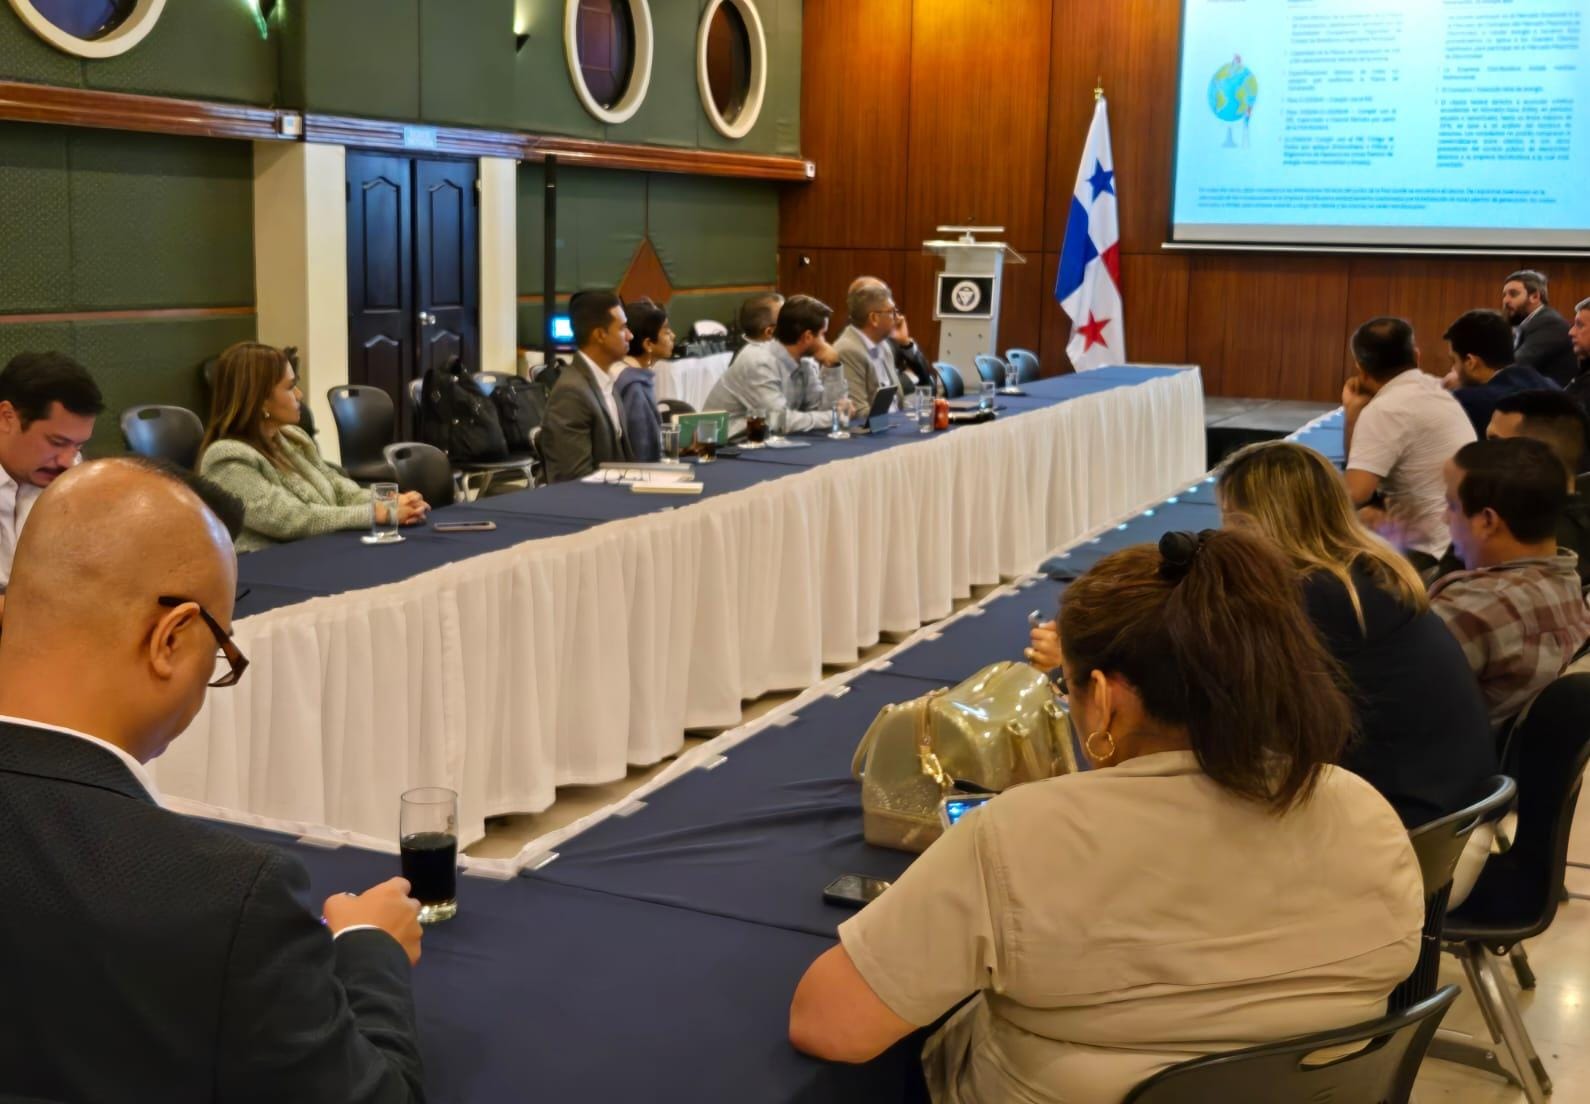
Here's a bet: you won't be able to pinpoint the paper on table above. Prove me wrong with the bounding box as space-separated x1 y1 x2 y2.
581 468 695 486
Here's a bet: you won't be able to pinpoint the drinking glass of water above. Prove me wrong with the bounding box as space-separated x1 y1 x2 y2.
660 424 681 464
767 406 788 444
915 389 932 434
399 787 458 924
367 482 402 544
980 381 997 413
829 399 852 440
1004 362 1020 392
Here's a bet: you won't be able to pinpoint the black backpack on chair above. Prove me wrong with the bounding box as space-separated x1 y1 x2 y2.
419 357 508 462
490 375 540 454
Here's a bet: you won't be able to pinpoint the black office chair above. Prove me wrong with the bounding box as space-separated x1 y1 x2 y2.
1390 775 1516 1014
657 398 695 424
383 442 458 508
120 405 205 470
1006 348 1042 384
1433 671 1590 1102
326 385 397 483
1123 985 1459 1104
934 362 966 399
973 354 1008 388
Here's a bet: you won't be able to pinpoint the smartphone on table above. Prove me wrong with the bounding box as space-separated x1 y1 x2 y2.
822 873 892 909
433 520 497 532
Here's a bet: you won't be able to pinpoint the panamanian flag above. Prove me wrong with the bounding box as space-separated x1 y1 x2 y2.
1055 97 1122 371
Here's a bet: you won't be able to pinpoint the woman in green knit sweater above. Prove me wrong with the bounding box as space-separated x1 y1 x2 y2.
198 342 428 552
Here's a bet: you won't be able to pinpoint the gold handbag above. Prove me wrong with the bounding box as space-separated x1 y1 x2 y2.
850 661 1078 853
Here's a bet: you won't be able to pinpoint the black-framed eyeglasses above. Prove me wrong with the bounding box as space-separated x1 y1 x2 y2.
157 594 250 688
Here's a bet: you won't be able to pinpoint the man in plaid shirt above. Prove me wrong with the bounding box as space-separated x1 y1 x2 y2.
1433 437 1590 730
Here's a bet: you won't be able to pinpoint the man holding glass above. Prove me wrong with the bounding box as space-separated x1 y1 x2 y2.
0 458 426 1103
703 294 845 438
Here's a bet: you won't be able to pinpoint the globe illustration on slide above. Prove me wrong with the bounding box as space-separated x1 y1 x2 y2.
1208 54 1257 146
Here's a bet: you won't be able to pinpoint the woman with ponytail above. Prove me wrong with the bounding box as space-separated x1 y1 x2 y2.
790 529 1423 1104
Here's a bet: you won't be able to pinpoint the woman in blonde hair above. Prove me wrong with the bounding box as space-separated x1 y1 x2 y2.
198 342 428 551
1215 440 1494 827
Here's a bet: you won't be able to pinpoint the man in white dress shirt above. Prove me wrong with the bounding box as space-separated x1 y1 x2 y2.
0 352 103 607
835 280 908 414
539 290 636 482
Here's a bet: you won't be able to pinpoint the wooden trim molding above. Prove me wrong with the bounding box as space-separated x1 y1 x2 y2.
305 114 814 181
513 283 776 304
0 306 255 325
0 81 815 182
0 80 289 142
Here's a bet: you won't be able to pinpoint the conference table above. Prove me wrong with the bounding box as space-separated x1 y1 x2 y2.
203 408 1344 1103
154 366 1206 848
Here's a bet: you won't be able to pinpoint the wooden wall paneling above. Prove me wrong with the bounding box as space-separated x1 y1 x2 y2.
1037 253 1072 374
778 0 912 249
1187 255 1351 402
1518 258 1590 317
904 0 1052 253
901 251 941 363
996 257 1045 367
1043 0 1181 256
777 248 908 335
1343 256 1510 378
1119 252 1191 366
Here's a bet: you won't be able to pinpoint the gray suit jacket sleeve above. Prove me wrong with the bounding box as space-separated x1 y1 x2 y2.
1515 309 1578 386
539 381 598 483
838 337 875 409
217 850 424 1103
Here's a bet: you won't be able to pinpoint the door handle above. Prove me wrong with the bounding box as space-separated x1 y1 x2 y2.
419 311 437 326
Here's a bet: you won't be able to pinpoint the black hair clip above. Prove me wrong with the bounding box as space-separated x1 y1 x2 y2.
1158 530 1217 582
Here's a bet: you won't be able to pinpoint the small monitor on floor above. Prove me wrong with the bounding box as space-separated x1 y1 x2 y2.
551 314 574 348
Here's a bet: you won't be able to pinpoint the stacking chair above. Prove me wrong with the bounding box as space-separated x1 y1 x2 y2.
383 442 459 508
404 375 535 499
934 362 966 399
1389 775 1516 1013
657 398 695 424
973 354 1008 387
326 385 397 483
1123 985 1460 1103
120 405 204 470
1432 671 1590 1102
1005 348 1042 383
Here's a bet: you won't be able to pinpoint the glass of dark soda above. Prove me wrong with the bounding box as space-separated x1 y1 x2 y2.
400 787 459 924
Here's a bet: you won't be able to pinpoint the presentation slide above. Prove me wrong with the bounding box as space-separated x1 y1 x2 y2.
1171 0 1590 248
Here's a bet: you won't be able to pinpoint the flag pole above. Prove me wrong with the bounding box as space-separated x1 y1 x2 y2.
1094 76 1103 102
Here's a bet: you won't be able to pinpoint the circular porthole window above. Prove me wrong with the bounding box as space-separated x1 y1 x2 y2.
697 0 767 140
564 0 653 125
7 0 166 58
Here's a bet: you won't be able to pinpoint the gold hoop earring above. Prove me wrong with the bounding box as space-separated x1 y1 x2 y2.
1085 729 1116 762
262 409 271 420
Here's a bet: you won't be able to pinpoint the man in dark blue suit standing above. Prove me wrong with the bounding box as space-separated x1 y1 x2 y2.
0 458 427 1103
1503 269 1580 386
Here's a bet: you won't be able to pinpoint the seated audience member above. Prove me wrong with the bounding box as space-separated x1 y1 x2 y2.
0 351 103 603
732 292 784 358
792 530 1422 1099
1342 316 1475 570
1487 389 1590 583
703 295 842 436
1566 297 1590 409
1443 308 1558 437
836 280 909 412
1503 269 1579 386
616 299 674 463
199 343 428 550
1435 437 1590 730
0 458 425 1101
540 290 635 482
1216 441 1494 827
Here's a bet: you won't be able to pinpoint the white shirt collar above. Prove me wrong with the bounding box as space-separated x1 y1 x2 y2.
855 326 882 355
0 713 160 803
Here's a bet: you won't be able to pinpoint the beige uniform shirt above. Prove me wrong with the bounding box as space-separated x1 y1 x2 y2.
839 751 1423 1104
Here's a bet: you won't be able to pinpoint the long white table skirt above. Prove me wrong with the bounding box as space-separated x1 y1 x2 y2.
155 368 1205 847
653 352 732 411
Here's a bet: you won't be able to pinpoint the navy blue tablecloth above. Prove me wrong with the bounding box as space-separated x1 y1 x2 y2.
215 822 927 1104
880 579 1064 684
234 368 1188 617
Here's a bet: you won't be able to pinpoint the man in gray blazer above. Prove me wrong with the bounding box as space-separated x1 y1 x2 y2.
540 290 636 482
1503 269 1579 386
836 279 909 415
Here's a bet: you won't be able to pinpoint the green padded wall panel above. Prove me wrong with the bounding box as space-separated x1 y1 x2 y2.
0 324 72 373
603 0 699 149
695 0 800 156
75 314 256 457
0 123 71 313
647 174 777 287
420 0 517 129
0 4 82 86
68 130 254 310
84 3 277 105
290 0 420 120
511 0 604 139
517 165 646 294
667 289 754 335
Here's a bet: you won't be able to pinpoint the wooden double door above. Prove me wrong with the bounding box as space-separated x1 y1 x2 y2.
346 152 479 438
